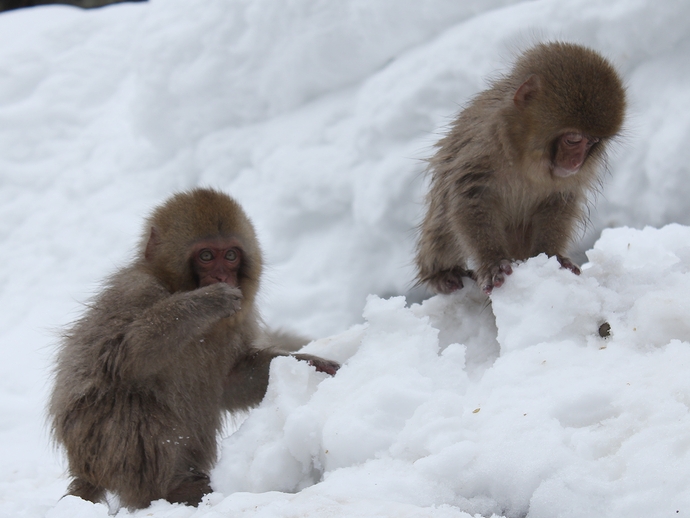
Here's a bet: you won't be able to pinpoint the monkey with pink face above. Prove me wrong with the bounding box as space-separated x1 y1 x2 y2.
416 42 626 294
49 188 338 509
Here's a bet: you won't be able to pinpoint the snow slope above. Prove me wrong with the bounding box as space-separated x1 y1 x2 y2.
1 1 689 517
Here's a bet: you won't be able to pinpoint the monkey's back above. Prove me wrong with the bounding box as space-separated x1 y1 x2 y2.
418 90 508 272
49 266 242 503
421 82 598 263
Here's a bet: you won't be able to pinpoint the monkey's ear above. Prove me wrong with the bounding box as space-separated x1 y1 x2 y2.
514 74 541 108
144 227 160 263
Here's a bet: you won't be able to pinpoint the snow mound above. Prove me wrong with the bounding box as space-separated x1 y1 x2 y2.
211 225 690 518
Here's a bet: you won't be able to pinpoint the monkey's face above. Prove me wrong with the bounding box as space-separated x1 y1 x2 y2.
550 131 600 177
190 237 243 288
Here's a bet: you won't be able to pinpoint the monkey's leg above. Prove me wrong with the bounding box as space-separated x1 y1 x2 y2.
166 471 212 507
66 477 105 504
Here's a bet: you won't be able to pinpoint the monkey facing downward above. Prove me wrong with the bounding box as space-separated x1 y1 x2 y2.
416 42 626 294
49 188 338 509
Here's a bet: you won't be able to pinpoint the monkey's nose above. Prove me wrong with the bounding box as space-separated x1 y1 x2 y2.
207 268 228 283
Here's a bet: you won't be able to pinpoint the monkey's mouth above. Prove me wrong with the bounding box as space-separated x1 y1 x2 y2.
552 165 580 178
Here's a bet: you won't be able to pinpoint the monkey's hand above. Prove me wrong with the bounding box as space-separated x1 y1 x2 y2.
193 283 243 318
292 354 340 376
424 267 469 294
556 255 581 275
478 260 513 294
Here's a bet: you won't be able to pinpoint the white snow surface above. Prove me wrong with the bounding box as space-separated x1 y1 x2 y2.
1 1 690 517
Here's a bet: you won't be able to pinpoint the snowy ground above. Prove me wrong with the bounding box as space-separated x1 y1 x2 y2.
1 1 690 517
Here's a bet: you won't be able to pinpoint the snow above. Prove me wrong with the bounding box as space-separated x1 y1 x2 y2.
1 0 689 517
212 225 690 518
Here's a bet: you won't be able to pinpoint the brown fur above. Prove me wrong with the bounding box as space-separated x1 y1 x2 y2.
49 188 338 509
416 42 626 294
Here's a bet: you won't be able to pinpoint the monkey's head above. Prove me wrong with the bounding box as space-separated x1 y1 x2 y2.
508 41 626 178
141 188 262 304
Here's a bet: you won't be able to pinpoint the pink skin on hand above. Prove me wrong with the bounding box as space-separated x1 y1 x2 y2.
557 255 581 275
482 260 513 294
483 255 580 295
309 359 339 376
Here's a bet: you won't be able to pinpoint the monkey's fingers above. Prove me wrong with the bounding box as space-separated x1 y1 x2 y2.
556 255 581 275
481 260 513 294
218 293 242 318
203 283 243 316
310 359 340 376
426 269 466 294
293 354 340 376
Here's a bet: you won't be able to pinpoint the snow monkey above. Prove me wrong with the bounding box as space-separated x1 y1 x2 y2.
49 188 339 509
416 42 626 294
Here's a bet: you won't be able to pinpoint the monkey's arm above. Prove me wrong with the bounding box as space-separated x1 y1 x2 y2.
119 283 242 378
222 348 284 411
530 192 582 274
416 205 474 294
255 328 310 353
222 350 339 411
454 194 513 294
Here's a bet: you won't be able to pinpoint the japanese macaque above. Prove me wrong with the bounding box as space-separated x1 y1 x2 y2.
416 42 626 294
49 188 338 510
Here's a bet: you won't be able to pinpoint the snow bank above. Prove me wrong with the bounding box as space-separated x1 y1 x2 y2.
206 225 690 518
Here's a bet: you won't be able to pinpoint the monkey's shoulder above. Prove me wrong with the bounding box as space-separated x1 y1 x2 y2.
98 266 168 309
63 267 167 341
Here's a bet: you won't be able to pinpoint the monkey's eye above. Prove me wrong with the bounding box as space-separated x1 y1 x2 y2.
563 133 583 146
199 250 214 262
225 249 239 262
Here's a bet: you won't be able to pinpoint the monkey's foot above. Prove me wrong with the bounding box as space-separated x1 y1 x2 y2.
479 260 513 294
293 354 340 376
424 268 470 294
556 255 581 275
66 478 106 504
166 471 212 507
